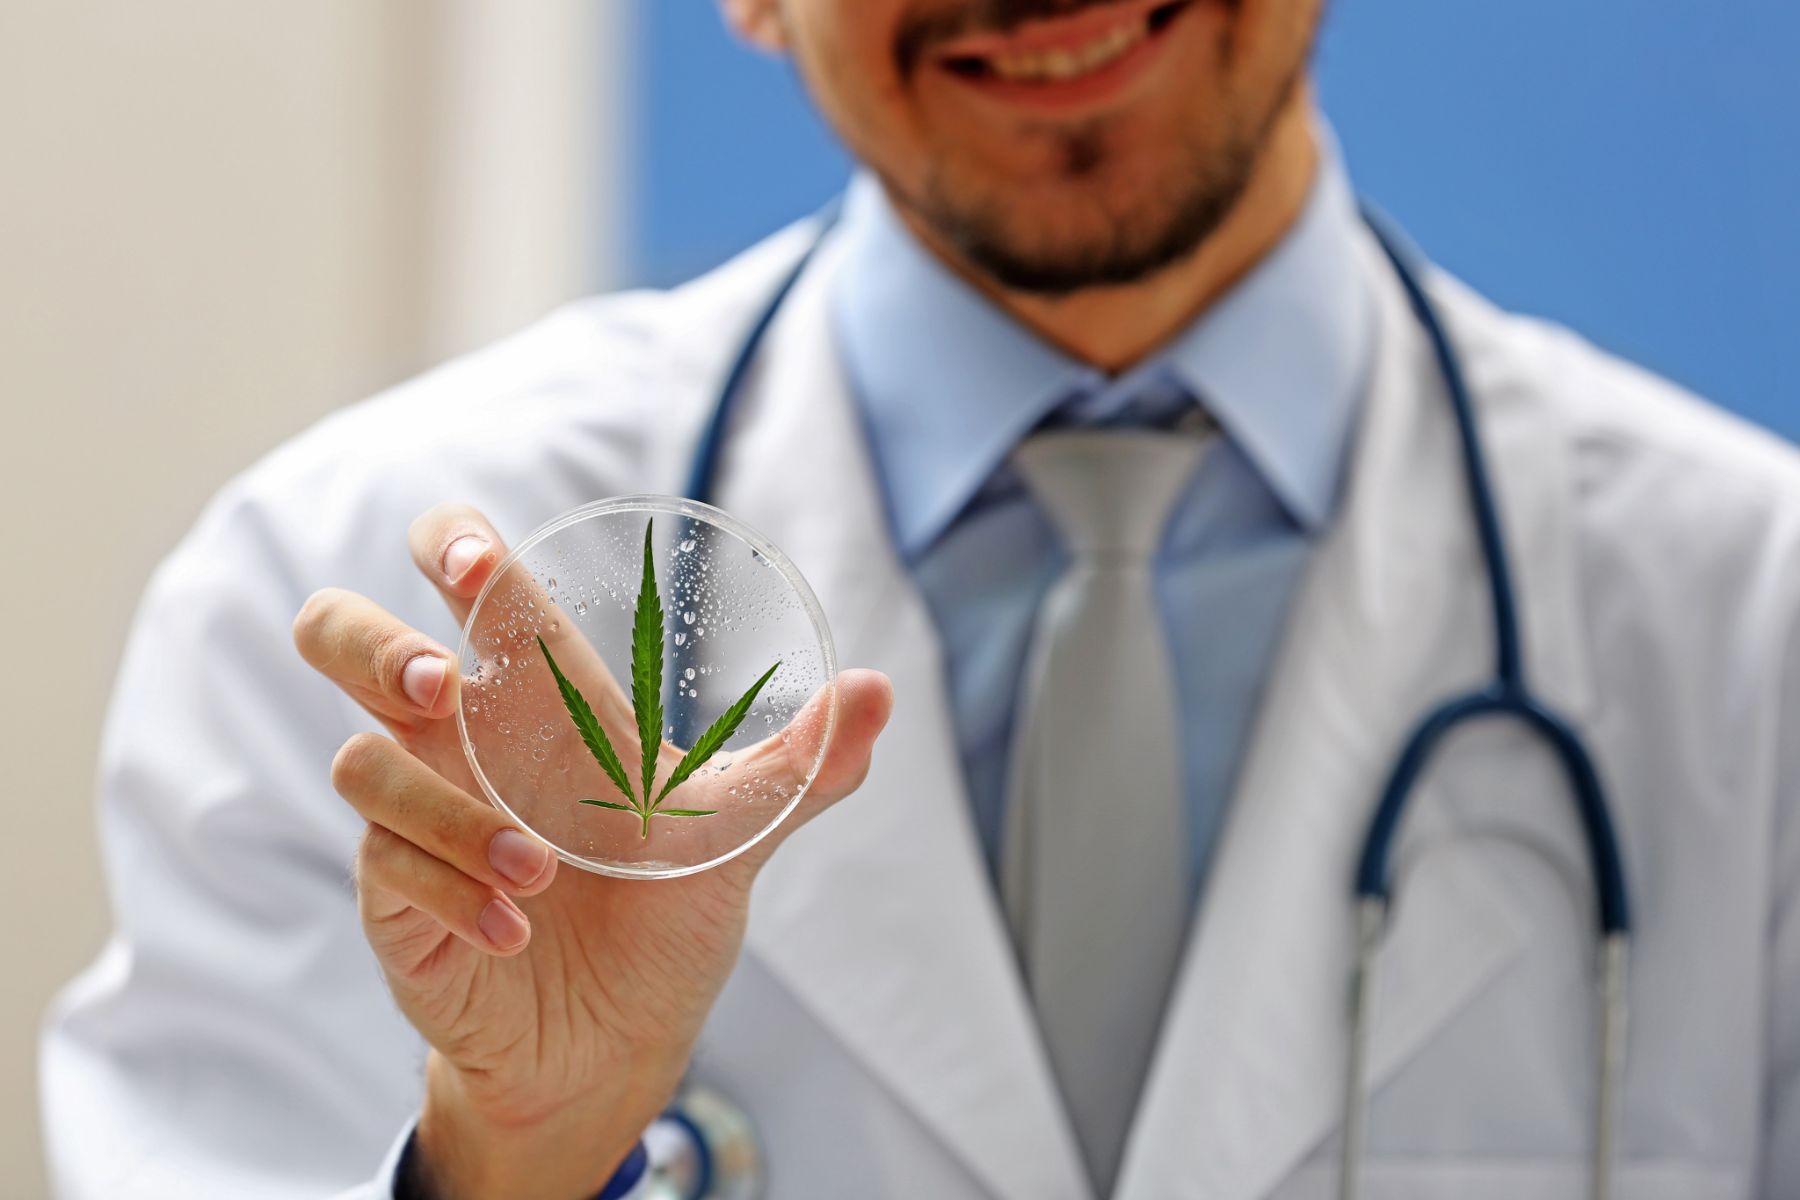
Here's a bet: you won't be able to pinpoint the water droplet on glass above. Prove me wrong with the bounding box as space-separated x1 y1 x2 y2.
538 722 556 741
574 600 588 615
679 538 696 553
695 627 705 637
531 747 548 762
498 721 512 735
682 611 696 625
549 620 560 634
547 577 557 591
684 667 696 681
498 654 511 669
673 631 686 646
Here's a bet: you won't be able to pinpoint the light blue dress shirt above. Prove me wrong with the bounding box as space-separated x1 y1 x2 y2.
829 140 1374 896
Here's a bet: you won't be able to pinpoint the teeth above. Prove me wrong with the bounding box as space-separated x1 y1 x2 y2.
987 21 1146 83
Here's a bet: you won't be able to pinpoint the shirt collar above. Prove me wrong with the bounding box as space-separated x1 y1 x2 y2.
831 121 1373 558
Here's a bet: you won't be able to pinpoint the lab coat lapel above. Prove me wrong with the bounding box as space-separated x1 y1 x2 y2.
710 233 1093 1199
1114 233 1593 1199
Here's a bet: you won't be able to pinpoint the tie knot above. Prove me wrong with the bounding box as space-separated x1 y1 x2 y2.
1013 430 1208 558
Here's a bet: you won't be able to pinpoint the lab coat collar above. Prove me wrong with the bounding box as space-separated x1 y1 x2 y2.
690 203 1595 1198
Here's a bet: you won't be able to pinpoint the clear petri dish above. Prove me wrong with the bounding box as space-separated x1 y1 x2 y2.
455 495 837 879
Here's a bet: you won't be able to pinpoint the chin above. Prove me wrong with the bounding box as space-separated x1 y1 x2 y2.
918 135 1249 294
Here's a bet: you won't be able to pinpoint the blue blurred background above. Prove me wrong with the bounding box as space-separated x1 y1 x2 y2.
628 1 1797 438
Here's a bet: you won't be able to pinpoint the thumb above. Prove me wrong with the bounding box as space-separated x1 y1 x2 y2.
739 669 893 864
797 669 894 805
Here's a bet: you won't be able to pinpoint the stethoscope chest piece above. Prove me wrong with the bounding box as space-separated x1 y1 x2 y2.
645 1083 763 1200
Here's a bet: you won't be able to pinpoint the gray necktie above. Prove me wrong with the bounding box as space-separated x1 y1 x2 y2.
1002 428 1207 1192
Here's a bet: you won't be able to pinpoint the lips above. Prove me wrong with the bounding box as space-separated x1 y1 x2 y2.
980 20 1147 82
936 0 1191 87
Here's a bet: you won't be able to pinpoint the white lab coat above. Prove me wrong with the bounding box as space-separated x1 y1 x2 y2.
41 214 1800 1199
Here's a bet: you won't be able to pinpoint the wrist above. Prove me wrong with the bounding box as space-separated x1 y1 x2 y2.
412 1053 674 1200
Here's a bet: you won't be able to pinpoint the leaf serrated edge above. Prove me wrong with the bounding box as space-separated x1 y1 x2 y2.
538 636 636 807
653 660 780 807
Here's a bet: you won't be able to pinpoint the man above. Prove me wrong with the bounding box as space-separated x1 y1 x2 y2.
42 0 1800 1196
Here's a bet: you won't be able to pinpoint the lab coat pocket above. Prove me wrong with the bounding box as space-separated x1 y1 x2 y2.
1274 1157 1743 1200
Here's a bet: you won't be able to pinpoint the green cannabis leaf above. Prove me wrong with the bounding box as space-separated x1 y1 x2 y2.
654 660 780 805
540 516 782 839
536 635 634 805
631 520 665 812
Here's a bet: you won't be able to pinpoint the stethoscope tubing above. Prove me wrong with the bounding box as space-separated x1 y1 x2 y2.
1358 207 1630 938
683 199 844 505
1349 210 1632 1200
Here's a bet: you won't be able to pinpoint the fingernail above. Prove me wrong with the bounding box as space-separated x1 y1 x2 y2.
443 535 490 585
401 654 448 710
489 829 551 888
478 898 530 950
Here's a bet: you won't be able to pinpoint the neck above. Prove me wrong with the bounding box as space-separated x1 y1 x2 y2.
899 88 1319 373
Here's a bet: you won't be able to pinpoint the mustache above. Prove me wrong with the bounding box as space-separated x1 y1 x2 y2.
894 0 1152 75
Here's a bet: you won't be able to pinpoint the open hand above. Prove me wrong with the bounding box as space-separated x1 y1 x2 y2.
293 502 893 1200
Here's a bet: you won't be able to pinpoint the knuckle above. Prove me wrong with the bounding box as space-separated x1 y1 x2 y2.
358 821 399 864
331 731 390 793
366 624 412 688
354 824 406 890
406 790 479 857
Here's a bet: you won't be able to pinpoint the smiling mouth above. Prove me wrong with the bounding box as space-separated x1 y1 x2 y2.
938 1 1192 85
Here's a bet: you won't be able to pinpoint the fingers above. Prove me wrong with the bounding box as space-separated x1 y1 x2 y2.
357 824 534 957
339 732 555 959
409 502 637 730
333 731 557 907
408 503 508 627
293 588 459 726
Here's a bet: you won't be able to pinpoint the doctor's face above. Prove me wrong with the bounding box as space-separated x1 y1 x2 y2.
734 0 1322 293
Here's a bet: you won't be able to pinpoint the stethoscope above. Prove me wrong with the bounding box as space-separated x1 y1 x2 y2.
677 201 1633 1200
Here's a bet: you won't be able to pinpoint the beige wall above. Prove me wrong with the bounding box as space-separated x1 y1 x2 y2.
0 2 620 1188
